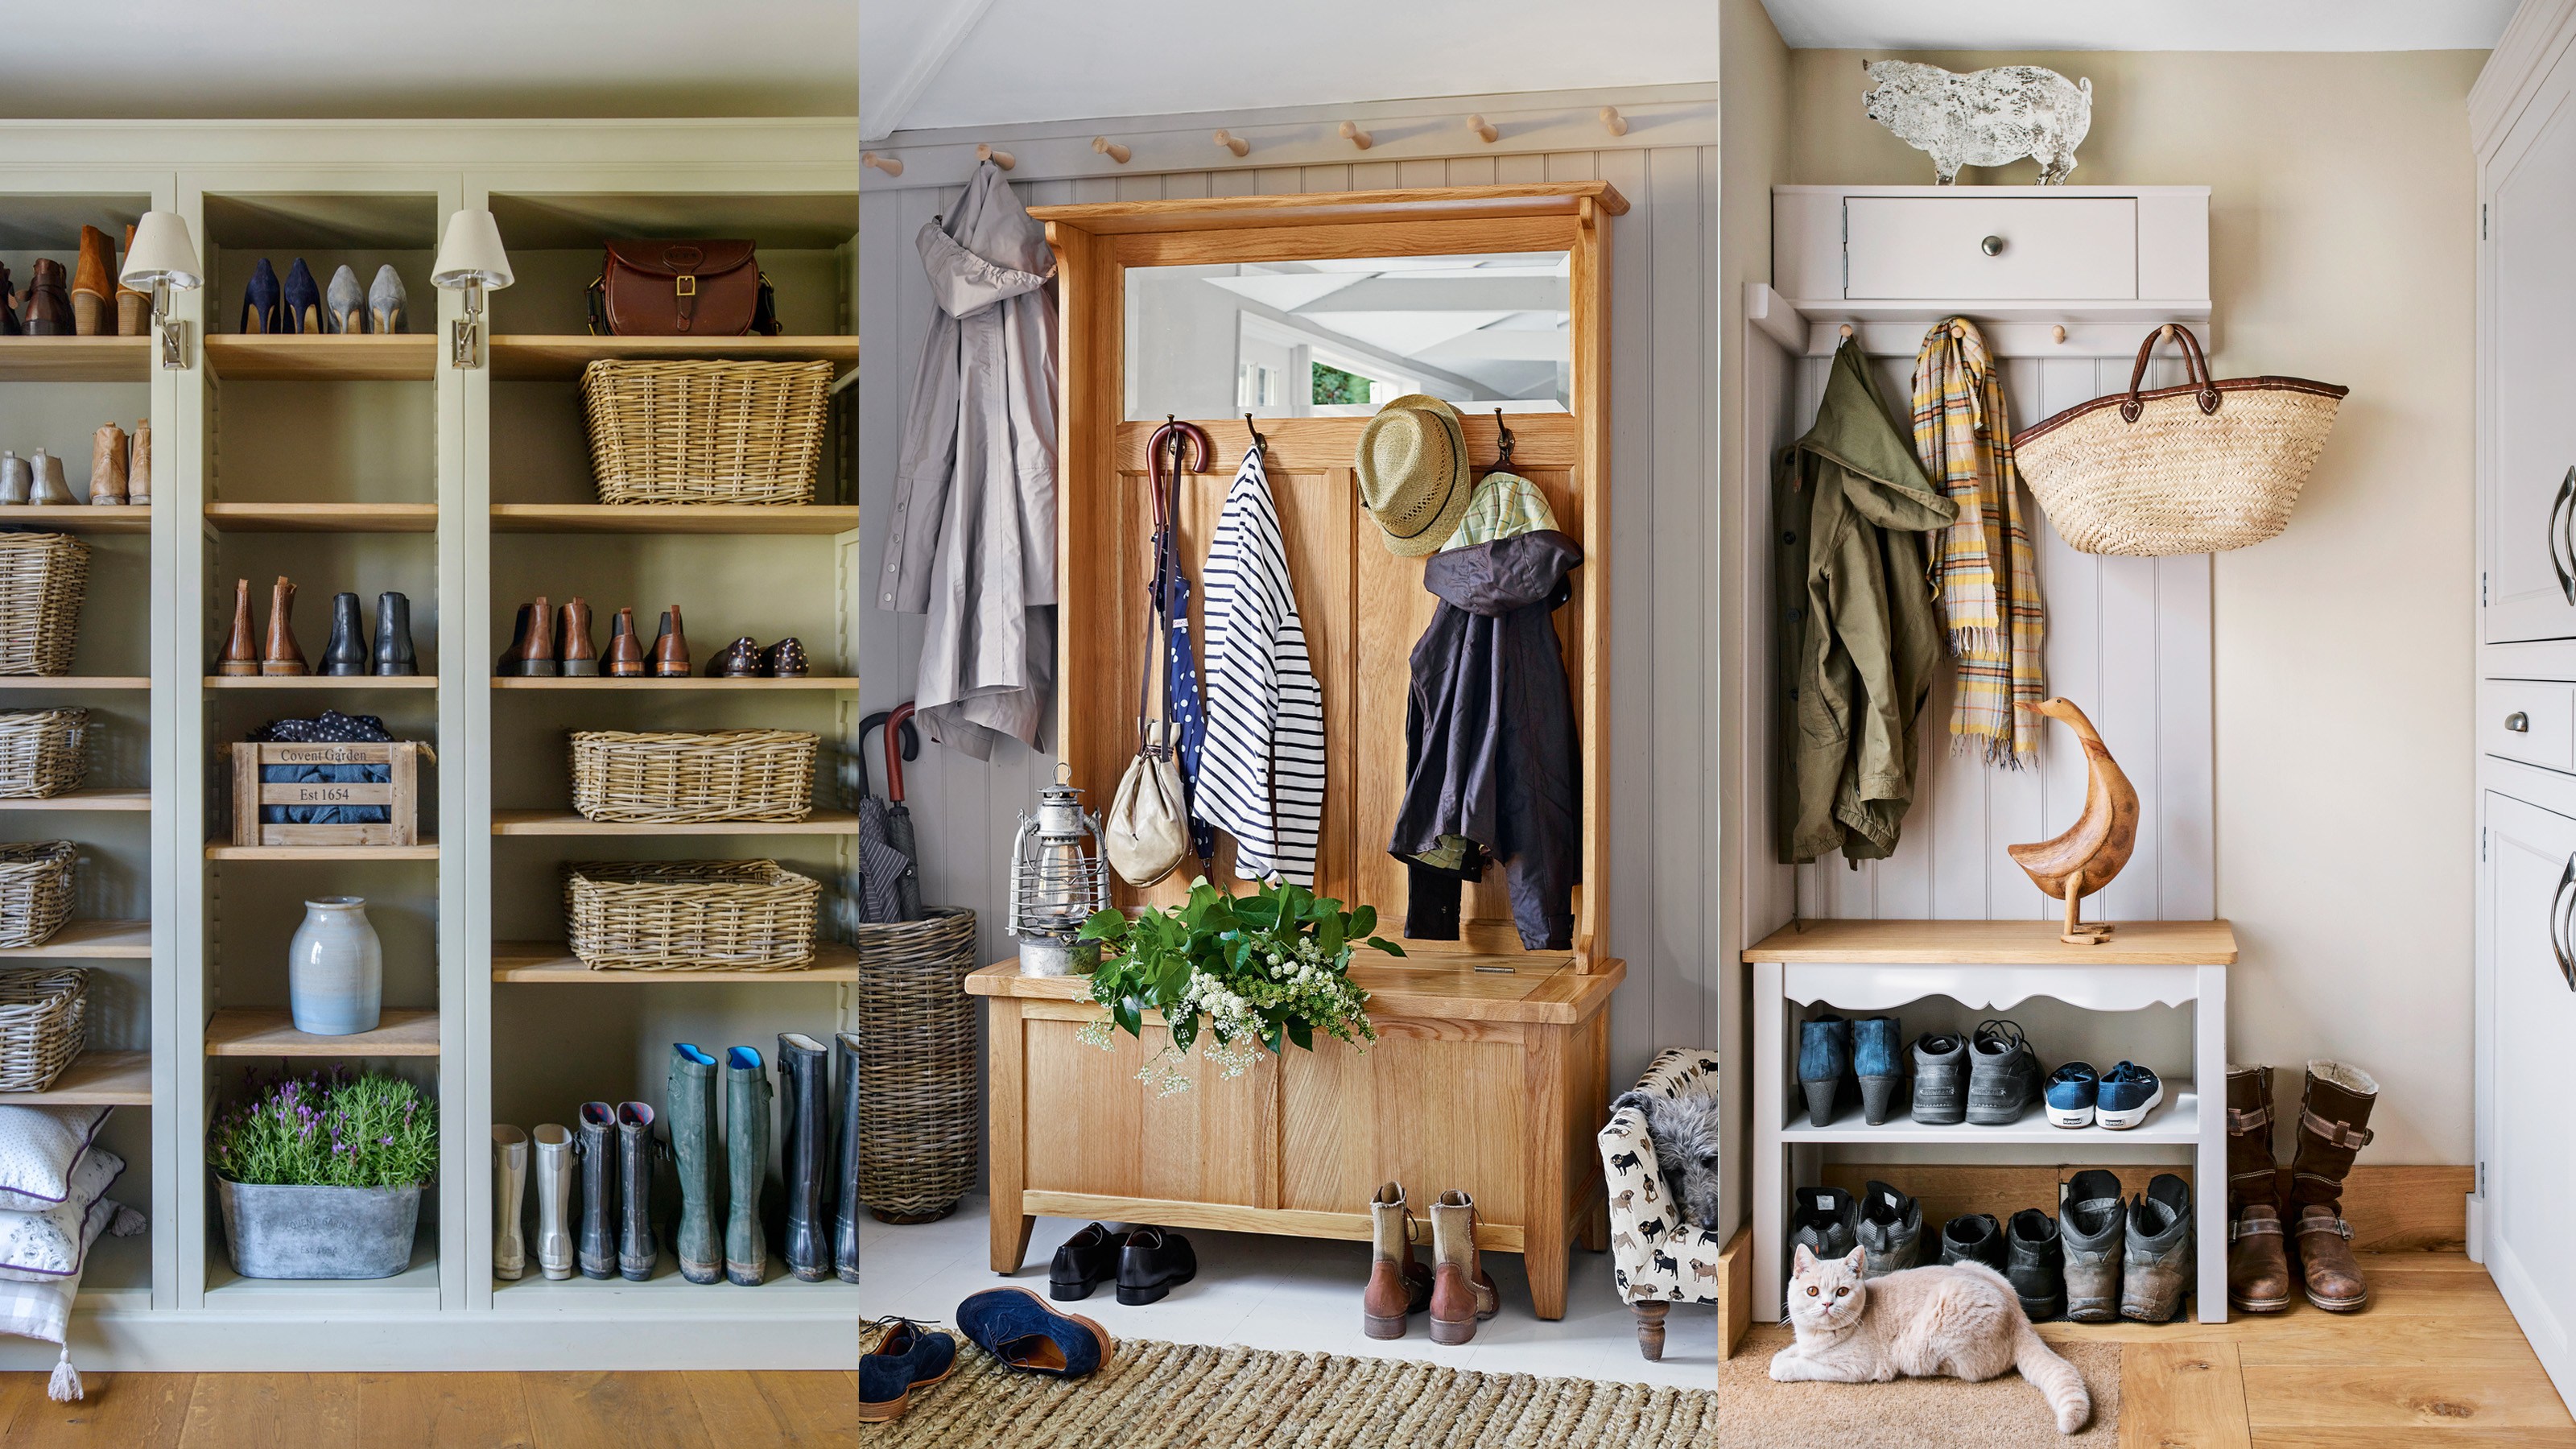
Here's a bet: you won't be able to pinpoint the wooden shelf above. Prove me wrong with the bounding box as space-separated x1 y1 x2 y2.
204 840 438 860
1783 1081 2201 1145
204 1008 439 1056
493 941 859 982
0 919 149 958
488 335 857 381
1741 919 2240 965
0 1050 150 1105
492 809 856 836
0 789 150 811
0 504 151 534
205 502 436 533
0 675 151 690
0 335 150 382
204 675 437 689
204 334 436 382
490 504 858 535
491 675 857 691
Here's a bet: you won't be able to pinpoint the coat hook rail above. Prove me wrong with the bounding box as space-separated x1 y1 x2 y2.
1092 136 1131 164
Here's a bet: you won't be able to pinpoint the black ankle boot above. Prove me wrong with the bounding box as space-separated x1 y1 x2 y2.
372 592 416 675
576 1101 617 1280
778 1034 829 1282
617 1102 658 1282
320 592 369 675
831 1030 861 1284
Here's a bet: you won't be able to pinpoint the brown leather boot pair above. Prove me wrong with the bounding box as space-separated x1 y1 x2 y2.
1364 1183 1499 1343
2226 1061 2379 1314
217 578 307 676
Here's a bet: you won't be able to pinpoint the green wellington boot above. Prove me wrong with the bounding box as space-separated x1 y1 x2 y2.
668 1043 721 1285
725 1046 774 1286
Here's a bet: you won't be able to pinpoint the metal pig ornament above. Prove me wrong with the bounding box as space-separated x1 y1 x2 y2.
1864 60 2092 185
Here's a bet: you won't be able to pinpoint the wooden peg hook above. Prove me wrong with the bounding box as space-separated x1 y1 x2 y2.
1092 136 1131 164
1468 114 1498 144
2052 324 2068 345
1600 106 1629 138
1339 122 1373 151
861 152 903 178
1213 129 1249 158
1838 324 1855 341
976 144 1015 171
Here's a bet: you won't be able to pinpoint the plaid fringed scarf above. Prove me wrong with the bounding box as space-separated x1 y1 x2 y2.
1910 319 2046 768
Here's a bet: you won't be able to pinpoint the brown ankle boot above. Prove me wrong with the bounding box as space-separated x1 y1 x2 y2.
88 424 127 506
69 226 111 337
2289 1059 2378 1312
261 576 307 675
2225 1063 2292 1312
218 579 261 676
1364 1182 1431 1340
1428 1189 1497 1346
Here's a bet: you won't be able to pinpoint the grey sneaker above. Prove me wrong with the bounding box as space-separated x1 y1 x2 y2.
2121 1172 2194 1323
1967 1019 2041 1126
1788 1185 1859 1264
1910 1033 1967 1125
2059 1169 2126 1323
1856 1179 1922 1278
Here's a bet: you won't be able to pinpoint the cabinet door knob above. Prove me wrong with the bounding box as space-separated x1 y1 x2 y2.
1980 235 2005 257
2508 712 2532 733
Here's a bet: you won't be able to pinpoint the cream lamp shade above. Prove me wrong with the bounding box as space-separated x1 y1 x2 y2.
118 211 202 290
431 209 514 290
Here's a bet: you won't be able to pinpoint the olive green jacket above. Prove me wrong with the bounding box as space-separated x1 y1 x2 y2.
1774 341 1958 865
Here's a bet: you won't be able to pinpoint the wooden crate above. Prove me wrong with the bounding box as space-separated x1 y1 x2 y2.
229 741 427 847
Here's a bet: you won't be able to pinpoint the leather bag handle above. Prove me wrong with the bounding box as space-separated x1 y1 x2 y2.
2120 324 2221 423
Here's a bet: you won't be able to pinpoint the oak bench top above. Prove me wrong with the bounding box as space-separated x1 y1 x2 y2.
1742 919 2238 966
968 951 1625 1024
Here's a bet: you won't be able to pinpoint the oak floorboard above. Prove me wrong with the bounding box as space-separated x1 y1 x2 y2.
2233 1314 2546 1368
681 1371 859 1447
179 1373 360 1449
358 1372 538 1448
2120 1341 2252 1449
2253 1432 2576 1447
0 1372 195 1447
521 1371 715 1449
2241 1367 2576 1433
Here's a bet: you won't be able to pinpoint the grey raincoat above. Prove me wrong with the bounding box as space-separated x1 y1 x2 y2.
883 160 1059 758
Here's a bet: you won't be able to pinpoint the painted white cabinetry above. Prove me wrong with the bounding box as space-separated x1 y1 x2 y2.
2479 791 2576 1393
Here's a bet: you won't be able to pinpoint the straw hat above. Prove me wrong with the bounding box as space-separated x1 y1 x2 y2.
1356 394 1473 557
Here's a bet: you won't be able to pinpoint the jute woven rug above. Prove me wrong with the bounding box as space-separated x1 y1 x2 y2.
862 1331 1716 1447
1719 1327 2121 1446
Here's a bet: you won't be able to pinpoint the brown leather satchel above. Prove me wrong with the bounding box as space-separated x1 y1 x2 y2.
586 240 782 336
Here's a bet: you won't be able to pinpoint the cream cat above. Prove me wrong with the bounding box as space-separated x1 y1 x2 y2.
1772 1243 2091 1435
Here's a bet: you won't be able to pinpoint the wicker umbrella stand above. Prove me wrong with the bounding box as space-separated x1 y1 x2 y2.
849 906 979 1224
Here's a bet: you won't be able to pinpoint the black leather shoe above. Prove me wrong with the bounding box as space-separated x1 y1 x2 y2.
1116 1226 1197 1306
1048 1222 1117 1301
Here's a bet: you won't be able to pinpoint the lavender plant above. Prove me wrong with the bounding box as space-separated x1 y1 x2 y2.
208 1069 438 1189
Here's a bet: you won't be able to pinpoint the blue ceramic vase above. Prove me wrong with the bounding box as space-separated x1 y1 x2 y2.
288 896 382 1036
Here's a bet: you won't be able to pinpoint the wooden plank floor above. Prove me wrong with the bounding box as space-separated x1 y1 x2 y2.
0 1370 857 1447
2025 1252 2576 1447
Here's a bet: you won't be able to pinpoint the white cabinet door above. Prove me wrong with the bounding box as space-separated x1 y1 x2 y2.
1843 197 2136 300
2486 74 2576 642
2482 791 2576 1401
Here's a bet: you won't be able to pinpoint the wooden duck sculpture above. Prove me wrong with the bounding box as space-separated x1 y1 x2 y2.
2006 698 2140 945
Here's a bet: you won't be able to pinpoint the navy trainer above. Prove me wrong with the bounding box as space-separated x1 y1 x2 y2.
2044 1061 2099 1129
2096 1061 2165 1130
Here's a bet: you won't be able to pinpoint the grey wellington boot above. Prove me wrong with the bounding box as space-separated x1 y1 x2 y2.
724 1046 774 1286
2059 1168 2127 1323
1788 1185 1859 1263
778 1033 830 1282
2121 1172 2194 1322
1856 1179 1922 1278
575 1101 618 1280
616 1102 658 1282
831 1030 861 1284
668 1043 722 1285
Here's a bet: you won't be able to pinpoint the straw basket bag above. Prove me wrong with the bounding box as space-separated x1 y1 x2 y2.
2013 324 2348 556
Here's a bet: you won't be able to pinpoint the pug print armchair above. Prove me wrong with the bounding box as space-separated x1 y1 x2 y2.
1597 1047 1724 1359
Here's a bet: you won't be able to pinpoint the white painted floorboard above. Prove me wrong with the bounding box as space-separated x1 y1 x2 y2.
857 1197 1719 1391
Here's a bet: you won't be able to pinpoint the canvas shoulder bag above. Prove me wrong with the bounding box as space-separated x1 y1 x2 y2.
585 240 783 337
1104 432 1191 887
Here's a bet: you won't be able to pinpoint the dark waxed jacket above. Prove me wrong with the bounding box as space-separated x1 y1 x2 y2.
1389 529 1582 951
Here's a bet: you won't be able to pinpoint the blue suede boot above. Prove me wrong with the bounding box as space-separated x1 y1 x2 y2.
957 1286 1113 1379
1798 1013 1851 1128
1853 1015 1904 1125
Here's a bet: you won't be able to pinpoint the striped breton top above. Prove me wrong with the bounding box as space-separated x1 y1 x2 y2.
1196 444 1324 888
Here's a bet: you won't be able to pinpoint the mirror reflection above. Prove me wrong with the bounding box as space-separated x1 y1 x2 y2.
1126 251 1571 421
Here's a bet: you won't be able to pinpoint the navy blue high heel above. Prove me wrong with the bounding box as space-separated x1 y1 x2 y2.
240 258 281 334
282 258 322 335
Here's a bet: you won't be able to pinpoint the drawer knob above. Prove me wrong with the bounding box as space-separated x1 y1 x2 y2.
1980 235 2005 257
2508 711 2532 733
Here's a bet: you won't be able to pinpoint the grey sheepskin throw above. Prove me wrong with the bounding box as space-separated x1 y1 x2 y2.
1611 1088 1719 1229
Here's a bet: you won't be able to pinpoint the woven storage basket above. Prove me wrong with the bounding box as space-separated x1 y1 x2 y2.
2013 324 2349 556
581 358 832 506
0 842 76 951
0 534 89 675
0 968 85 1093
564 859 820 972
849 907 978 1223
0 709 86 799
568 729 818 824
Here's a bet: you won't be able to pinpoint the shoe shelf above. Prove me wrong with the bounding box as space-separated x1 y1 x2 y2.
0 675 152 690
0 789 151 811
489 675 860 691
204 502 438 533
0 919 151 957
202 333 438 382
203 1007 440 1057
203 841 440 860
487 334 859 381
0 1051 151 1105
489 1255 857 1311
489 504 858 535
490 940 861 983
0 335 151 382
1781 1081 2200 1145
0 504 151 534
204 675 438 689
204 1220 438 1310
489 809 858 836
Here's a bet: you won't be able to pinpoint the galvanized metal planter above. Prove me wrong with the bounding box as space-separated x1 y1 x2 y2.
215 1179 421 1279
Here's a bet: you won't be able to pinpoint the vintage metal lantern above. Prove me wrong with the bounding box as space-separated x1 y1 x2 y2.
1008 765 1109 976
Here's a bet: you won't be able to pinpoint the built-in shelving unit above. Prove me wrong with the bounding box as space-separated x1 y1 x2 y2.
489 504 857 535
204 842 440 860
490 941 860 983
0 676 151 691
0 920 150 957
204 502 438 533
489 809 857 836
0 1051 152 1104
203 675 438 689
0 335 150 382
0 789 152 811
490 675 860 691
0 505 151 534
202 333 438 382
203 1008 440 1056
487 334 857 380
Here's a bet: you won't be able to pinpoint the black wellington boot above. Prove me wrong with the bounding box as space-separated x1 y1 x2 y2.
617 1101 659 1282
831 1030 861 1284
778 1034 830 1282
576 1101 618 1280
320 592 369 675
372 592 417 676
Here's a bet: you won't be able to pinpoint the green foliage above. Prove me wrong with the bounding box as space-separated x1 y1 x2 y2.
208 1068 439 1189
1311 362 1373 407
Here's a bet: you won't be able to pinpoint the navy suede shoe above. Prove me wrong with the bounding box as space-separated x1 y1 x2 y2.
957 1286 1114 1379
859 1319 957 1423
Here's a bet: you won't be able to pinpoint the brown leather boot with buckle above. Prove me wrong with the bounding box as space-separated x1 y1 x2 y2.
1363 1182 1432 1340
2289 1059 2378 1312
2225 1063 2291 1312
1428 1189 1498 1346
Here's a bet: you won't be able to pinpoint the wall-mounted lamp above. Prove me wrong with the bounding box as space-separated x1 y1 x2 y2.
1339 122 1373 151
117 212 202 371
976 144 1016 171
1092 137 1131 164
1600 106 1629 138
1214 129 1249 158
431 208 514 371
862 151 904 177
1468 114 1499 144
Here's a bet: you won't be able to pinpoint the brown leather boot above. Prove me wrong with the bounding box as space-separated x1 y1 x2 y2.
2225 1063 2291 1312
115 226 148 337
69 226 111 337
22 259 70 337
261 577 306 675
1427 1189 1497 1346
2289 1059 2378 1312
1363 1183 1431 1340
88 424 126 506
218 579 261 676
126 419 149 506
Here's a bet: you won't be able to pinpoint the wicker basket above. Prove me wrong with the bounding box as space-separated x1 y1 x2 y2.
581 358 832 506
0 534 89 675
568 729 818 824
564 859 820 972
0 709 86 799
0 842 76 951
2013 324 2350 556
849 908 979 1223
0 968 86 1092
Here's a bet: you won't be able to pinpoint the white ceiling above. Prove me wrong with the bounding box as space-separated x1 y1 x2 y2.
861 0 1720 142
0 0 855 119
1758 0 2516 52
